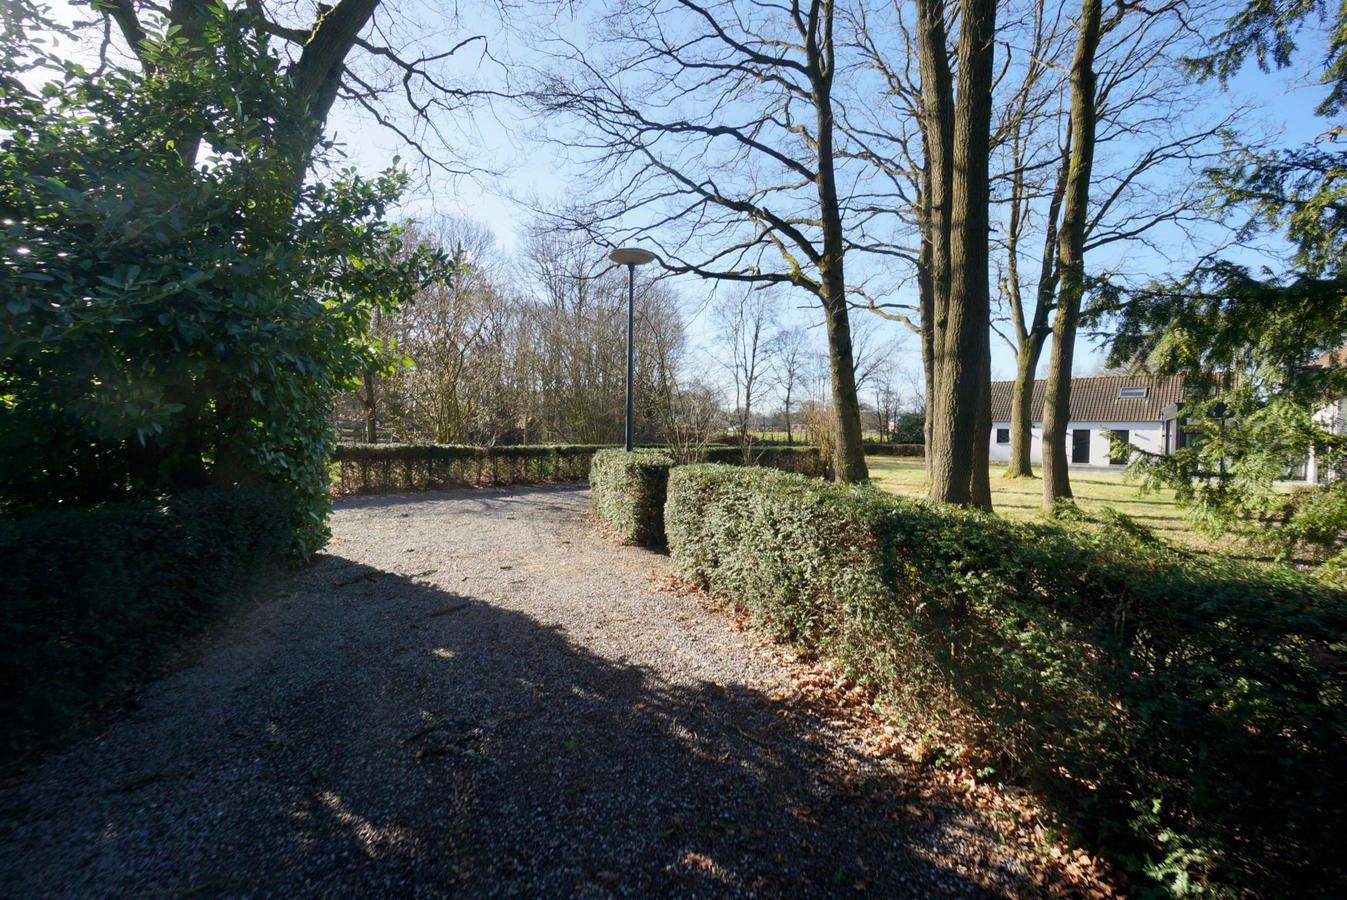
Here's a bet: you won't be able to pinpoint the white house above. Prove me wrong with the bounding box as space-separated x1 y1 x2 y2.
988 375 1190 468
992 357 1347 480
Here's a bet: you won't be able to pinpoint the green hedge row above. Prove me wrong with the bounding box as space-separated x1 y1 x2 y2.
665 464 1347 898
1 487 292 757
589 449 675 546
861 441 925 457
333 443 608 494
702 445 828 476
332 443 827 496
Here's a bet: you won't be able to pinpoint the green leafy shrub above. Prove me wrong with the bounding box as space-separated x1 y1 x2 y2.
333 444 609 493
666 463 1347 898
590 449 676 545
0 487 291 758
0 10 450 557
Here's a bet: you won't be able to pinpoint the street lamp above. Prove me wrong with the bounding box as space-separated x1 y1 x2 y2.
607 246 656 452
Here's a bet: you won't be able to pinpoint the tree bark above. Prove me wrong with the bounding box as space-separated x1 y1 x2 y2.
361 371 379 443
1042 0 1103 512
915 0 954 488
1005 135 1068 477
928 0 997 508
813 0 868 482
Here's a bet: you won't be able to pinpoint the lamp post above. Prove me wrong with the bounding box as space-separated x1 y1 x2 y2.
606 247 656 452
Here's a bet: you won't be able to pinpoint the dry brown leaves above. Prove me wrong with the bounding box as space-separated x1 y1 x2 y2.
657 575 1128 899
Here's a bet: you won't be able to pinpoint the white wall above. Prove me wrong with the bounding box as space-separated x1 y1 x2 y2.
989 420 1163 466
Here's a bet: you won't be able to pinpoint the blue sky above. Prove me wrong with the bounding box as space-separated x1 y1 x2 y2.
31 0 1340 408
315 0 1338 400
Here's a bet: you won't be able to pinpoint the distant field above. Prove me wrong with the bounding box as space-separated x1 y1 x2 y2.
865 456 1226 554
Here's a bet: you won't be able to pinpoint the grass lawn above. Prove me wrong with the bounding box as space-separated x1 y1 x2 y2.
866 456 1229 555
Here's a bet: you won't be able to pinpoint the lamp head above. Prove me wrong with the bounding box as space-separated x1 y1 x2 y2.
607 247 656 266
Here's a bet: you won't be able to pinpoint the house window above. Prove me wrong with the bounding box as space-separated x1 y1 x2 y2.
995 427 1010 444
1119 386 1148 398
1109 429 1130 465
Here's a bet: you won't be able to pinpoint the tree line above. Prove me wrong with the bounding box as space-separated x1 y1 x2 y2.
346 218 923 457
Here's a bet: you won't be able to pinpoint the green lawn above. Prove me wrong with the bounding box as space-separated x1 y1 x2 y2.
866 456 1225 554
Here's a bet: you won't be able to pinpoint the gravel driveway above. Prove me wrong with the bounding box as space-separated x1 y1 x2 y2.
0 484 1111 899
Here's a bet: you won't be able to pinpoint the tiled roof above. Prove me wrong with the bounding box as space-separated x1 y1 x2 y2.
990 374 1189 424
1311 344 1347 367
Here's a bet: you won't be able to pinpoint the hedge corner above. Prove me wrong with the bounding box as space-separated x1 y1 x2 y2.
589 448 675 546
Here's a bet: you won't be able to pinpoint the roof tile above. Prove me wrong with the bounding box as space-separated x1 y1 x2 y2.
990 374 1188 423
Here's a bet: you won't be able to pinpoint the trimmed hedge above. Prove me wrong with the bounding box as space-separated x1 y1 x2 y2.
861 441 924 457
333 443 608 494
332 443 827 496
1 487 292 757
590 449 675 546
701 445 828 476
665 464 1347 898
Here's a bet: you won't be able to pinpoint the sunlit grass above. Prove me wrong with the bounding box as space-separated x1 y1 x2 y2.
866 456 1228 555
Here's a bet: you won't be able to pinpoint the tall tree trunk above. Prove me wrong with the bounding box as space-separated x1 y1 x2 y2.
813 1 868 482
1005 137 1068 477
361 371 379 443
1042 0 1103 513
917 160 938 479
916 0 954 489
929 0 997 508
1006 345 1041 472
918 182 936 479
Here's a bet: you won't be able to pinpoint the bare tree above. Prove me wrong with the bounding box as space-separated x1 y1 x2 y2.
361 219 518 444
992 1 1247 481
655 377 724 463
715 289 780 462
923 0 999 507
1041 0 1105 509
868 365 906 442
528 0 872 481
514 225 689 445
769 325 814 445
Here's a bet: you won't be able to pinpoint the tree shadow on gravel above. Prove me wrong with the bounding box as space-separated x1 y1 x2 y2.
0 555 1044 900
250 561 1037 899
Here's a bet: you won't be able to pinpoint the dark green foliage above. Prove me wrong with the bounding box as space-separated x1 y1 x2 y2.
1187 0 1347 116
860 441 925 457
666 464 1347 897
891 411 927 445
333 444 609 493
0 487 291 758
590 449 675 546
0 9 450 556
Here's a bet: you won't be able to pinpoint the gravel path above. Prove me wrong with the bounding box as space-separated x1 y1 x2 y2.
0 484 1108 899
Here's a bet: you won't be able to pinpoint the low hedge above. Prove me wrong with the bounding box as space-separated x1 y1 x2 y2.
665 464 1347 898
701 445 828 477
333 443 608 494
861 441 924 457
0 487 292 758
590 449 675 546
